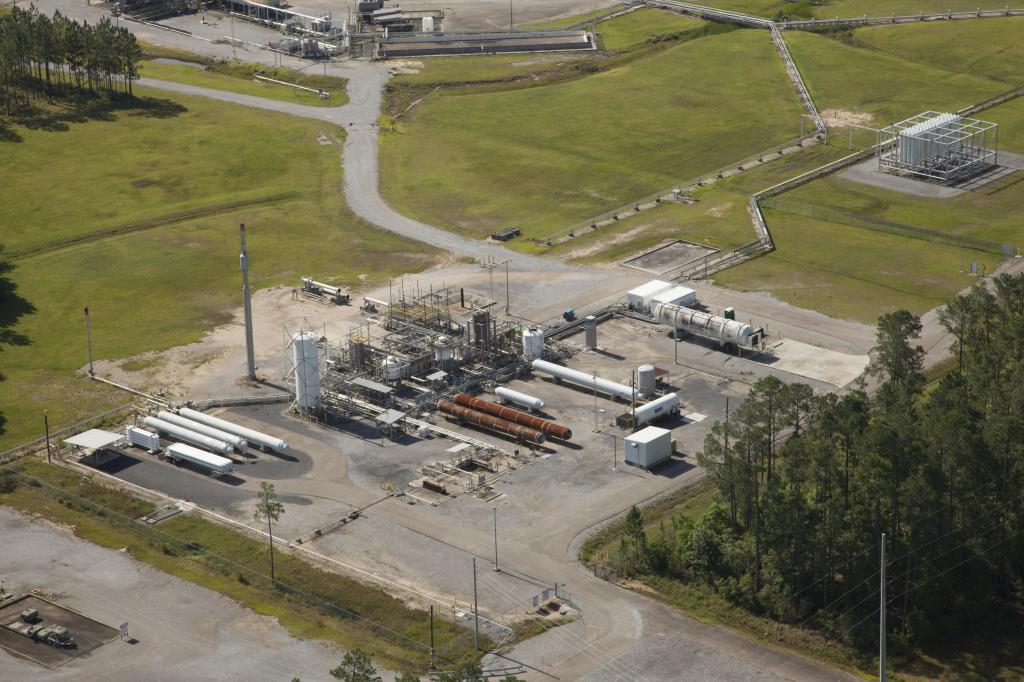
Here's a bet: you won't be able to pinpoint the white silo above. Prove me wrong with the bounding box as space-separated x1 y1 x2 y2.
433 335 456 363
522 328 545 361
292 330 321 410
637 365 656 398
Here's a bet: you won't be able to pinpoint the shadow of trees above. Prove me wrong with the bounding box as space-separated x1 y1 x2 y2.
0 246 36 436
1 94 187 140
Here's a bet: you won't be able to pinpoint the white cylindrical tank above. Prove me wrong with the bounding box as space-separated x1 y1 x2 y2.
634 392 680 426
157 411 247 450
522 328 545 361
178 407 289 452
531 359 636 401
433 335 455 363
293 331 321 410
495 386 545 412
164 442 235 477
637 365 656 397
381 355 403 381
143 416 234 455
654 302 757 347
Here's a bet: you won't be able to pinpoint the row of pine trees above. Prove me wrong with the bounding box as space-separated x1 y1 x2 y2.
613 273 1024 655
0 6 142 114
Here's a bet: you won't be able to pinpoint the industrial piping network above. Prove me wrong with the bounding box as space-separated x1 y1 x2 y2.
157 411 248 450
452 394 572 440
436 400 546 445
179 407 289 452
530 359 637 401
143 416 234 455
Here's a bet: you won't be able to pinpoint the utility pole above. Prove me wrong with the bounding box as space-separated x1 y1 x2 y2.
880 532 887 682
84 306 94 376
493 507 499 571
472 557 480 650
429 605 435 670
503 259 510 315
231 13 237 61
509 0 513 29
240 224 257 382
44 411 51 463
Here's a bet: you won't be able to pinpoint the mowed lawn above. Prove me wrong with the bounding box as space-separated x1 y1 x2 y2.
0 91 439 449
139 60 348 108
690 0 1016 18
598 9 704 51
380 29 804 239
786 30 1008 126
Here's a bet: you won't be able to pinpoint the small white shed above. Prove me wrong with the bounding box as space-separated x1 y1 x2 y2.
648 285 697 309
626 280 673 312
623 426 672 470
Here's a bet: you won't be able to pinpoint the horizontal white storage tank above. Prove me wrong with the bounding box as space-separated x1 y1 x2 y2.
624 426 672 470
634 392 680 426
626 280 673 312
165 442 235 477
654 302 760 348
178 407 289 452
648 285 696 309
126 426 160 452
531 359 636 401
157 411 247 450
143 416 234 455
495 386 545 412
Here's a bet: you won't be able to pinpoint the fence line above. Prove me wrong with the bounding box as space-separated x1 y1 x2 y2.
0 403 137 466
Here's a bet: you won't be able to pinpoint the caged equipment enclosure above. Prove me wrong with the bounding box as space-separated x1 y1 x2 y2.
877 111 998 184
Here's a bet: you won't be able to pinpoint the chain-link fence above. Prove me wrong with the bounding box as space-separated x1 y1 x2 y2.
763 197 1015 255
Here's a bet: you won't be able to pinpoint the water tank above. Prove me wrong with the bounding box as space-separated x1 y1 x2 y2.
634 392 680 426
382 355 403 381
522 328 545 360
637 365 656 397
292 331 321 410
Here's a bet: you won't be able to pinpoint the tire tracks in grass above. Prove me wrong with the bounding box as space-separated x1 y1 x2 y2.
8 192 302 261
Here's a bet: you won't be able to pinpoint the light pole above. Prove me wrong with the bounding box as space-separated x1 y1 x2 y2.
493 507 499 571
503 259 510 315
44 411 51 463
84 306 94 376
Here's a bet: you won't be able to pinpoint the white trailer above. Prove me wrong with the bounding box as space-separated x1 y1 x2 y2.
164 442 235 477
178 408 289 453
157 411 248 450
126 426 161 453
143 416 234 455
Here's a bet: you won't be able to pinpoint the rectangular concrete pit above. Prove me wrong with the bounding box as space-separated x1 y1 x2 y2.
0 594 120 668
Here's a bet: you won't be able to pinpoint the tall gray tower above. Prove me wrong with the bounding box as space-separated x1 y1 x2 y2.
240 224 257 381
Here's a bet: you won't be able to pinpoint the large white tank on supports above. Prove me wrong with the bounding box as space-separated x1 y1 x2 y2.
157 411 247 450
143 416 234 455
495 386 545 412
637 365 656 398
178 407 289 452
522 328 545 361
381 355 403 381
292 331 321 410
531 359 636 401
654 302 761 348
634 392 680 426
433 335 456 363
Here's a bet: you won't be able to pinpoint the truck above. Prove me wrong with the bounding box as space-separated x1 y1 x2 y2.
164 442 235 477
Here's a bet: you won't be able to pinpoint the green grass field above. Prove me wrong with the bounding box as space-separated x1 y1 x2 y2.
550 144 847 264
689 0 1017 18
787 30 1008 126
597 9 704 51
0 92 438 449
380 28 803 240
139 61 348 107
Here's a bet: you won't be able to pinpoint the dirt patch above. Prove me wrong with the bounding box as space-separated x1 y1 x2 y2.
820 109 874 127
387 60 424 75
560 222 658 260
706 201 733 218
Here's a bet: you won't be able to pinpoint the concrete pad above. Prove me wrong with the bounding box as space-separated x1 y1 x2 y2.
623 240 718 273
768 339 868 387
840 151 1024 199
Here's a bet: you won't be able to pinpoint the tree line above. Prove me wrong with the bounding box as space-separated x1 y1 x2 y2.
0 6 142 113
613 273 1024 656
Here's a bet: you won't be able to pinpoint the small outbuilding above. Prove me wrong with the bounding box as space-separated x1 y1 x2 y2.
623 426 672 470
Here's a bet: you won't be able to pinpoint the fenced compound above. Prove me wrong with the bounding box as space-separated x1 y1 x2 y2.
877 112 999 184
